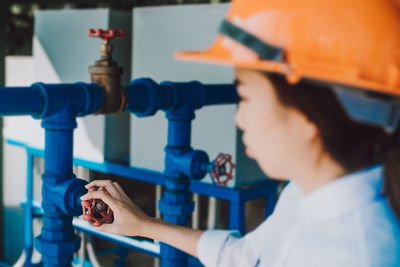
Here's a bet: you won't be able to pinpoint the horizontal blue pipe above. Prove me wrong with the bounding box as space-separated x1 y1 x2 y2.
14 139 276 265
0 83 103 118
8 139 274 202
18 201 160 259
32 83 103 119
201 84 239 106
125 79 238 117
160 81 238 109
0 86 43 116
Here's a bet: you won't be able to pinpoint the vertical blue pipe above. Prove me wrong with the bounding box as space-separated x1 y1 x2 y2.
44 129 73 176
0 82 103 265
159 110 195 267
31 83 103 266
123 80 238 266
40 128 75 266
24 152 34 266
35 113 81 267
167 120 191 148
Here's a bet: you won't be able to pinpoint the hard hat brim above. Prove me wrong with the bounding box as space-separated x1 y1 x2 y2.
176 37 400 97
175 38 289 75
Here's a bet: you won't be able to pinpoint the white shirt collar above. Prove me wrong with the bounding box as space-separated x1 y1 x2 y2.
296 165 384 223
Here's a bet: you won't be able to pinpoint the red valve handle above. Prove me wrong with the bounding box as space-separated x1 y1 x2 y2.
210 153 236 187
88 29 125 42
82 186 114 227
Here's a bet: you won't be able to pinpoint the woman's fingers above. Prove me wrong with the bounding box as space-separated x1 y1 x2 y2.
85 180 120 198
113 182 129 198
80 190 116 210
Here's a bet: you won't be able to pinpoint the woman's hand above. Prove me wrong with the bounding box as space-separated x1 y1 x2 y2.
81 179 203 257
80 180 149 237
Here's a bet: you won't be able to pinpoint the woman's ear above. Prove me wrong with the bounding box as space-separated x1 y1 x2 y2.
291 109 319 141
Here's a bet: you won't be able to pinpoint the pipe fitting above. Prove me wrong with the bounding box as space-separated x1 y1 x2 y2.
89 54 127 114
35 235 81 265
32 82 104 119
125 78 171 117
164 147 209 181
158 199 194 217
89 29 127 114
125 78 238 118
42 175 88 216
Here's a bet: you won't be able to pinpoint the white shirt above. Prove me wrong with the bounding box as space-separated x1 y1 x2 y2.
197 165 400 267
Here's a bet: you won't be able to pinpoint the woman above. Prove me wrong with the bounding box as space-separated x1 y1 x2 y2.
81 0 400 266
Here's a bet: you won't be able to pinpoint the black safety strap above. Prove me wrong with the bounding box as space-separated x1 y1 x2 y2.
219 19 284 61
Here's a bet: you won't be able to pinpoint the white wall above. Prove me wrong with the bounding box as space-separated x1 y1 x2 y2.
3 56 35 263
130 4 267 187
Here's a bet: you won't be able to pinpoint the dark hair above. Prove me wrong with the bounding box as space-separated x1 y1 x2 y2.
265 72 400 220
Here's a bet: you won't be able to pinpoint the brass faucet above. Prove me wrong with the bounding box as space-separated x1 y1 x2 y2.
88 29 127 114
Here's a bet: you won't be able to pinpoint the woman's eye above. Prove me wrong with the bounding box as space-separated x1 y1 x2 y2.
238 96 249 105
233 79 241 87
238 93 248 101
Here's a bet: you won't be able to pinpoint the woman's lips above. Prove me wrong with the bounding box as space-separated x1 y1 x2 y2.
243 136 254 158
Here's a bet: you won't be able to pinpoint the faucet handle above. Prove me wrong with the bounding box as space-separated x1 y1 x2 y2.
88 29 125 42
82 186 114 227
209 153 236 187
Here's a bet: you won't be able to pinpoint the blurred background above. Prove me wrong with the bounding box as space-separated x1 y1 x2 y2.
0 0 278 266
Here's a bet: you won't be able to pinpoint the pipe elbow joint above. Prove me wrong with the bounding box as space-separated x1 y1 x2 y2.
165 148 209 180
125 78 171 117
32 82 104 120
161 80 205 112
42 175 88 216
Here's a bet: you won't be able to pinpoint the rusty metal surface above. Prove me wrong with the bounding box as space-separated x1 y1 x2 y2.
89 42 127 114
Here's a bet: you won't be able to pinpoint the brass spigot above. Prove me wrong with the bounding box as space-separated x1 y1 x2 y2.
88 29 127 114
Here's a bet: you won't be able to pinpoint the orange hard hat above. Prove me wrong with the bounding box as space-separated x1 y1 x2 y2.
176 0 400 97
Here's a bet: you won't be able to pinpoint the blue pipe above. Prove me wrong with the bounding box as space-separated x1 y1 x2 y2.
24 153 34 267
160 111 195 267
10 140 275 203
0 82 103 266
125 78 238 116
201 84 240 106
1 79 238 266
32 83 103 119
125 78 239 267
0 83 102 118
33 83 103 266
0 86 43 116
18 141 278 265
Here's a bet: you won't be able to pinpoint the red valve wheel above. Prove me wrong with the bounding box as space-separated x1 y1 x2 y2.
82 186 114 227
88 29 125 42
210 153 236 187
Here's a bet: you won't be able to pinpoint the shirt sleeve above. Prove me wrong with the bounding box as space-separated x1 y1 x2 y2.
196 182 302 267
197 229 259 267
